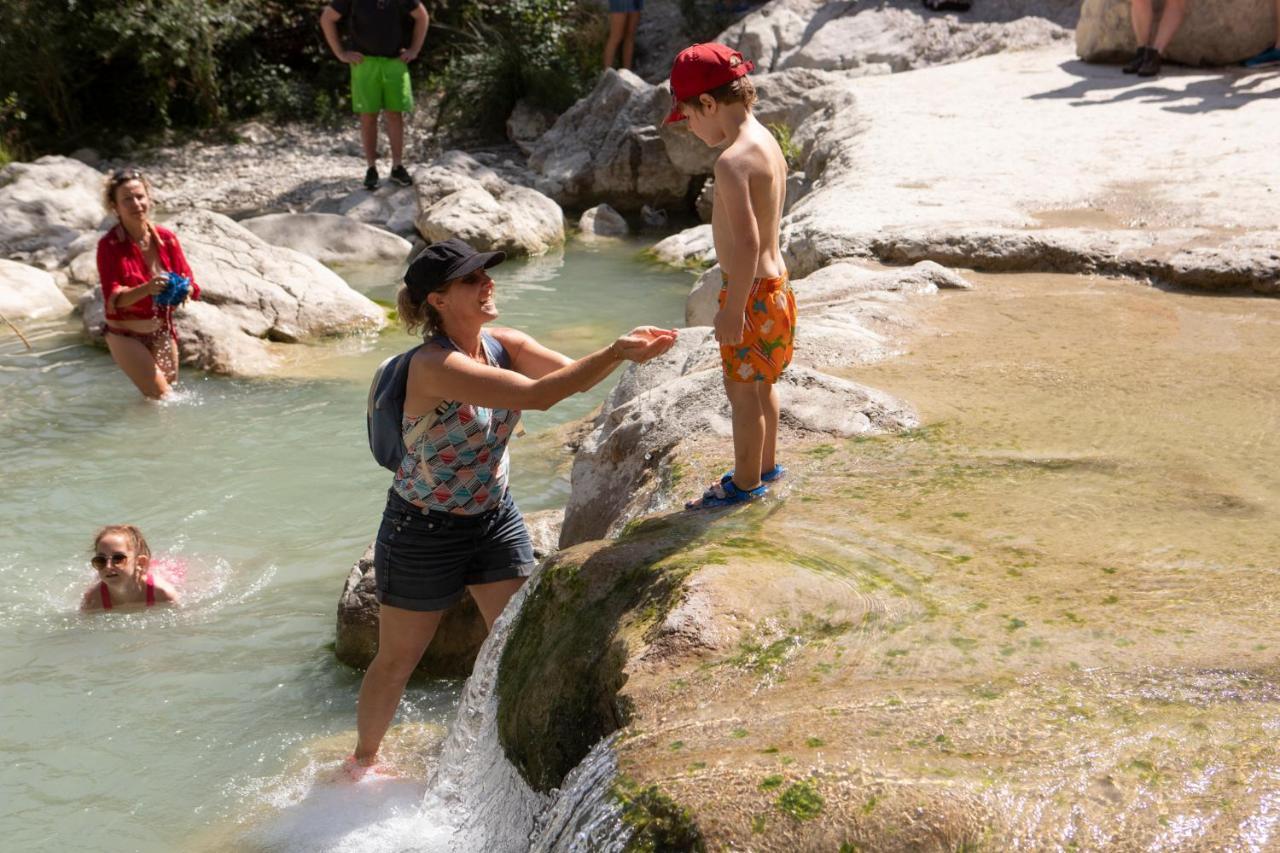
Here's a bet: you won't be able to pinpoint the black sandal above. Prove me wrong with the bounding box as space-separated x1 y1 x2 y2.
922 0 972 10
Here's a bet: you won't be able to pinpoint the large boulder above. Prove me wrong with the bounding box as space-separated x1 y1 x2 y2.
334 509 564 676
1077 0 1276 65
528 69 691 213
0 259 74 319
79 209 385 376
720 0 1077 74
0 156 106 266
559 331 917 546
240 212 411 265
413 151 565 256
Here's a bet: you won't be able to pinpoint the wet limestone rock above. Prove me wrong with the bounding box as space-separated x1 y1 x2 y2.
79 209 386 376
240 212 412 265
0 156 107 267
559 331 917 546
578 204 630 239
0 259 74 319
335 509 564 676
1077 0 1276 65
527 69 690 213
413 151 565 256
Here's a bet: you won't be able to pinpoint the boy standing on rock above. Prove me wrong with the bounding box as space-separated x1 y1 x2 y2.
665 43 797 509
320 0 429 190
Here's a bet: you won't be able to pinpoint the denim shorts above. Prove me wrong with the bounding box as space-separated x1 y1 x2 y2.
608 0 643 12
373 488 536 612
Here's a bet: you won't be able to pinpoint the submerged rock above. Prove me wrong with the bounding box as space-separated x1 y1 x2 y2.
0 259 74 320
649 224 716 269
578 204 630 239
1077 0 1276 65
240 212 411 265
79 209 386 376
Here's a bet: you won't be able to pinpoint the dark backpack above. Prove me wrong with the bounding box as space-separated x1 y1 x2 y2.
367 332 511 471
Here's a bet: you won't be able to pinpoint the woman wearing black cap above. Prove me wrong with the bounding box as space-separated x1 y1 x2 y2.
350 237 677 771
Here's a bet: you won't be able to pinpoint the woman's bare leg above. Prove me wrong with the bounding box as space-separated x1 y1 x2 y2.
105 333 170 399
353 604 443 764
1130 0 1154 46
1152 0 1187 53
468 578 526 630
622 11 641 70
603 12 627 69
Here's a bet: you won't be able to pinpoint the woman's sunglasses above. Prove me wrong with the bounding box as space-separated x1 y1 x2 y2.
109 168 144 185
91 552 129 570
457 269 491 286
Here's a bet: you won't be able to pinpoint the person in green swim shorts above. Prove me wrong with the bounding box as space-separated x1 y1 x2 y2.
321 0 429 190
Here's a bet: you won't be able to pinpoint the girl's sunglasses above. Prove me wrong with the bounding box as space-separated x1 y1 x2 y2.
458 269 491 286
91 552 129 570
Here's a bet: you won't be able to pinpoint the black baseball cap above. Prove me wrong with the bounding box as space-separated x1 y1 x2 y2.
404 237 505 301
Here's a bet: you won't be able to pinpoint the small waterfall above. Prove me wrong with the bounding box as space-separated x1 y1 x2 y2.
416 573 551 852
529 736 628 852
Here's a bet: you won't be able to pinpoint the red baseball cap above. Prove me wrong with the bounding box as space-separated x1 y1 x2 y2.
664 43 755 125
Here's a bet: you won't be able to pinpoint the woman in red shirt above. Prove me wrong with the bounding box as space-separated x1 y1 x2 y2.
96 169 201 399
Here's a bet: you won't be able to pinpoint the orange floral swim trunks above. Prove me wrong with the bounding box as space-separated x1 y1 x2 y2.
718 272 797 383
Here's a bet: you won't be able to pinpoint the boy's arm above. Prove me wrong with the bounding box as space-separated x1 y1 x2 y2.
320 4 361 63
711 154 761 346
401 5 429 62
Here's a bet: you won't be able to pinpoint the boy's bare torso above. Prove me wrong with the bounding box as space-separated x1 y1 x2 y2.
711 118 788 280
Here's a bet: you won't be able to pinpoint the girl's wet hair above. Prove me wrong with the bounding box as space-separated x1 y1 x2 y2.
93 525 152 560
396 283 448 339
102 167 153 213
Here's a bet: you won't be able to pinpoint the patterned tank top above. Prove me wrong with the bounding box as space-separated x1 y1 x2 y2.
392 333 522 514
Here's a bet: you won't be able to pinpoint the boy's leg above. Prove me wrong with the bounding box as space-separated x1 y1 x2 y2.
757 380 780 475
385 111 405 168
359 114 379 167
725 378 766 491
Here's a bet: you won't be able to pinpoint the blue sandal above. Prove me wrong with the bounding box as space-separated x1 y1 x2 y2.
687 479 768 510
720 464 786 485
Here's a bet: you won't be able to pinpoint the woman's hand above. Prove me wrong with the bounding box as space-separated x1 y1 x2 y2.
612 327 678 363
138 275 167 297
340 50 365 65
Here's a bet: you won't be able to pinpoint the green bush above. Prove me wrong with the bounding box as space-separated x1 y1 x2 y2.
435 0 603 143
0 0 605 154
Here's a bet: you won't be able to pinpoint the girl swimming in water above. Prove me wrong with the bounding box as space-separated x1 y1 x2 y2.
80 525 179 612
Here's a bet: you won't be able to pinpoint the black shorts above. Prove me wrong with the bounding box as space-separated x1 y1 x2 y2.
373 488 536 612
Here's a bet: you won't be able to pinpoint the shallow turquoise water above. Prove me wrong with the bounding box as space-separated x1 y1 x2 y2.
0 239 691 851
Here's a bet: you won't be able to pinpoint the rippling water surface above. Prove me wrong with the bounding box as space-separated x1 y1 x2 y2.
0 240 690 852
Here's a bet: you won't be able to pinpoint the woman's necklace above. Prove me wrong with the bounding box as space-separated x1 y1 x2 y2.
446 335 488 365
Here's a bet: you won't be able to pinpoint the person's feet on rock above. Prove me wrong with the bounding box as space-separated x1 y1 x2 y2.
363 166 380 191
1122 46 1150 74
1137 48 1163 77
1242 44 1280 68
389 165 413 187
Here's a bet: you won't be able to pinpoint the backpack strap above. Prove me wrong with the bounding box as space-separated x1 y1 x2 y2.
403 332 513 450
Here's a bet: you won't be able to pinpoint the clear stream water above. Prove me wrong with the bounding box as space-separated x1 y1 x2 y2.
0 240 691 852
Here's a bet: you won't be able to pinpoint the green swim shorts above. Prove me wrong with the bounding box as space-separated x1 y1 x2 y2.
350 56 413 114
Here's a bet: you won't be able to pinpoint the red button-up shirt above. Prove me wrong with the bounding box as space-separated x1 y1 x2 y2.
96 224 201 322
